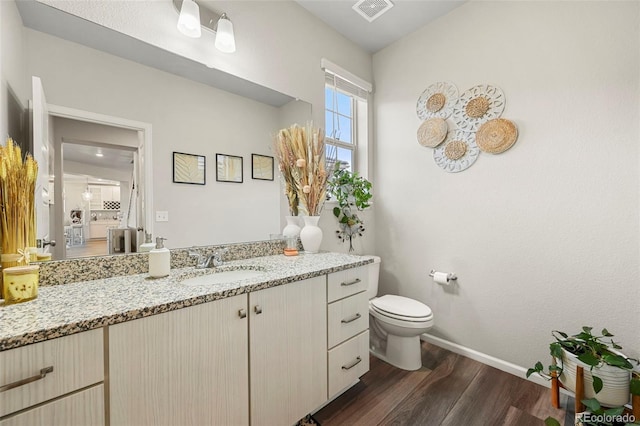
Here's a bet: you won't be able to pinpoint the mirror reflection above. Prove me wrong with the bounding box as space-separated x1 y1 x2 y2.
57 120 138 258
15 5 312 261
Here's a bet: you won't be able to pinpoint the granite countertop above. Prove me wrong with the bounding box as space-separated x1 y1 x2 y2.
0 252 373 351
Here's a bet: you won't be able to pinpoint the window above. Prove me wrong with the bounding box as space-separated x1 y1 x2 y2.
322 59 372 176
325 84 355 172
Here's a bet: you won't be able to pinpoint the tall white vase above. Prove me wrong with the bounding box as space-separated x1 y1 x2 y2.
282 215 301 238
300 216 322 253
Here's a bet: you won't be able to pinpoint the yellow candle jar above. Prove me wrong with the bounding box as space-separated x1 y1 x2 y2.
35 253 52 262
2 265 39 304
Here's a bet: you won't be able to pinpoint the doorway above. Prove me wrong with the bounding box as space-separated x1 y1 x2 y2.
58 134 136 258
45 105 153 260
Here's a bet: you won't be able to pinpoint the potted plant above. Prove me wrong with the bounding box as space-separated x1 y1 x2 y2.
326 167 372 252
527 327 640 426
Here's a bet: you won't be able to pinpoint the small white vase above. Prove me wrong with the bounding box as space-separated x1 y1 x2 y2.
282 215 301 238
300 216 322 253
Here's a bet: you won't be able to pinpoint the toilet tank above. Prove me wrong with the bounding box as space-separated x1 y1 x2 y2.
365 256 381 300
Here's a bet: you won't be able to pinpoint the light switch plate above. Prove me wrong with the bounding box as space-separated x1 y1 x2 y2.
155 211 169 222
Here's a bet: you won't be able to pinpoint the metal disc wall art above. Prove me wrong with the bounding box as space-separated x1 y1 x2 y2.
433 130 480 173
417 118 448 147
452 84 505 132
416 82 459 120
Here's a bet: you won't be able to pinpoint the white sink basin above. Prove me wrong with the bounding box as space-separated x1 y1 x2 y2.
181 269 266 286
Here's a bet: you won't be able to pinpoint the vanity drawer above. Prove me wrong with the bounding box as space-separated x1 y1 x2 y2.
328 330 369 399
0 384 104 426
327 265 369 303
328 291 368 349
0 329 104 417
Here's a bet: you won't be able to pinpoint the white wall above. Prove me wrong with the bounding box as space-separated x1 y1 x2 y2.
373 0 640 370
36 0 373 129
0 0 27 142
26 29 283 248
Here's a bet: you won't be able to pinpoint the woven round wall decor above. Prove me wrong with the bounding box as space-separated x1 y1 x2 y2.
452 85 505 132
476 118 518 154
434 130 480 173
417 118 448 148
416 82 459 120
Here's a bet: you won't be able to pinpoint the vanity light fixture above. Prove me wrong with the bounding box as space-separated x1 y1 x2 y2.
173 0 236 53
213 13 235 53
177 0 201 38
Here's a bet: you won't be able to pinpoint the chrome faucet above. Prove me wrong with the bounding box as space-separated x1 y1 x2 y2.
188 248 228 269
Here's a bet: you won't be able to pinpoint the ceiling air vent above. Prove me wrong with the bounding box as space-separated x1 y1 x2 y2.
352 0 394 23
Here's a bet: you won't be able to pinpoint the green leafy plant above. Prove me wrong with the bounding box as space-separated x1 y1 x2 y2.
526 327 640 426
326 167 372 252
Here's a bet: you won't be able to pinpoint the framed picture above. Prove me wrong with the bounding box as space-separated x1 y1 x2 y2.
216 154 243 183
173 152 206 185
251 154 274 181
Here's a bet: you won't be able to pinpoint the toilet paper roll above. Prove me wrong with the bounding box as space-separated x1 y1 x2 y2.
433 272 450 285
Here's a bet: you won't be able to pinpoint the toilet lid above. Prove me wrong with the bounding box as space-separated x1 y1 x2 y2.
370 295 432 319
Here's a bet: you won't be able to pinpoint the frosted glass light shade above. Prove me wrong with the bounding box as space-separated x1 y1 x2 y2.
177 0 201 38
81 189 93 201
215 14 236 53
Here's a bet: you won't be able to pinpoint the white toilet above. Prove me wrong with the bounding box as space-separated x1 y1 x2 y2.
367 256 434 371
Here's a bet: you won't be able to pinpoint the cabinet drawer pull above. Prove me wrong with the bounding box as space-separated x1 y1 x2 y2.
341 313 361 324
254 305 263 315
341 357 362 371
238 309 247 319
0 366 54 393
340 278 361 287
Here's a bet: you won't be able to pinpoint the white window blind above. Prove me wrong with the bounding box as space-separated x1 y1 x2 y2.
324 73 370 100
321 58 373 99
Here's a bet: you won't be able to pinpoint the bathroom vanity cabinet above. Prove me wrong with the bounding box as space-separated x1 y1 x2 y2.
0 255 373 426
109 276 327 426
0 329 105 425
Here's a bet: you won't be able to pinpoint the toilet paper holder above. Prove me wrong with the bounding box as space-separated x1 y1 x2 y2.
429 270 457 281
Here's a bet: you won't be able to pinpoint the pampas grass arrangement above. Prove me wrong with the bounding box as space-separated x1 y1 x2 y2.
0 137 38 269
274 127 300 216
275 124 328 217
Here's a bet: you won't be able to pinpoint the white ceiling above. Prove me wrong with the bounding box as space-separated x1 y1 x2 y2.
295 0 466 53
63 143 134 171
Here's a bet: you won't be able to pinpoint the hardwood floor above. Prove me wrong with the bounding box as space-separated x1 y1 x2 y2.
314 342 572 426
66 239 108 258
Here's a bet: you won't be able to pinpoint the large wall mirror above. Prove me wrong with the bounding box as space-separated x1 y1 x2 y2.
15 1 312 260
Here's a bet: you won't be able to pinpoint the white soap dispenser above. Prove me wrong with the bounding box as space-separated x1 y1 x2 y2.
139 232 156 253
148 237 170 278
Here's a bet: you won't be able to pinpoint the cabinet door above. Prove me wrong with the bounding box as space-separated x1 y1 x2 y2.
111 186 121 203
89 224 105 239
89 187 102 210
0 384 104 426
100 187 111 203
108 295 249 426
249 276 327 426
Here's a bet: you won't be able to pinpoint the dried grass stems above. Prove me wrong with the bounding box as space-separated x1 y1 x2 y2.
0 138 38 262
274 127 300 216
275 124 328 217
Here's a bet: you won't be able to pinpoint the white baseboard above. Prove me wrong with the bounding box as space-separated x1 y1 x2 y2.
420 333 552 389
